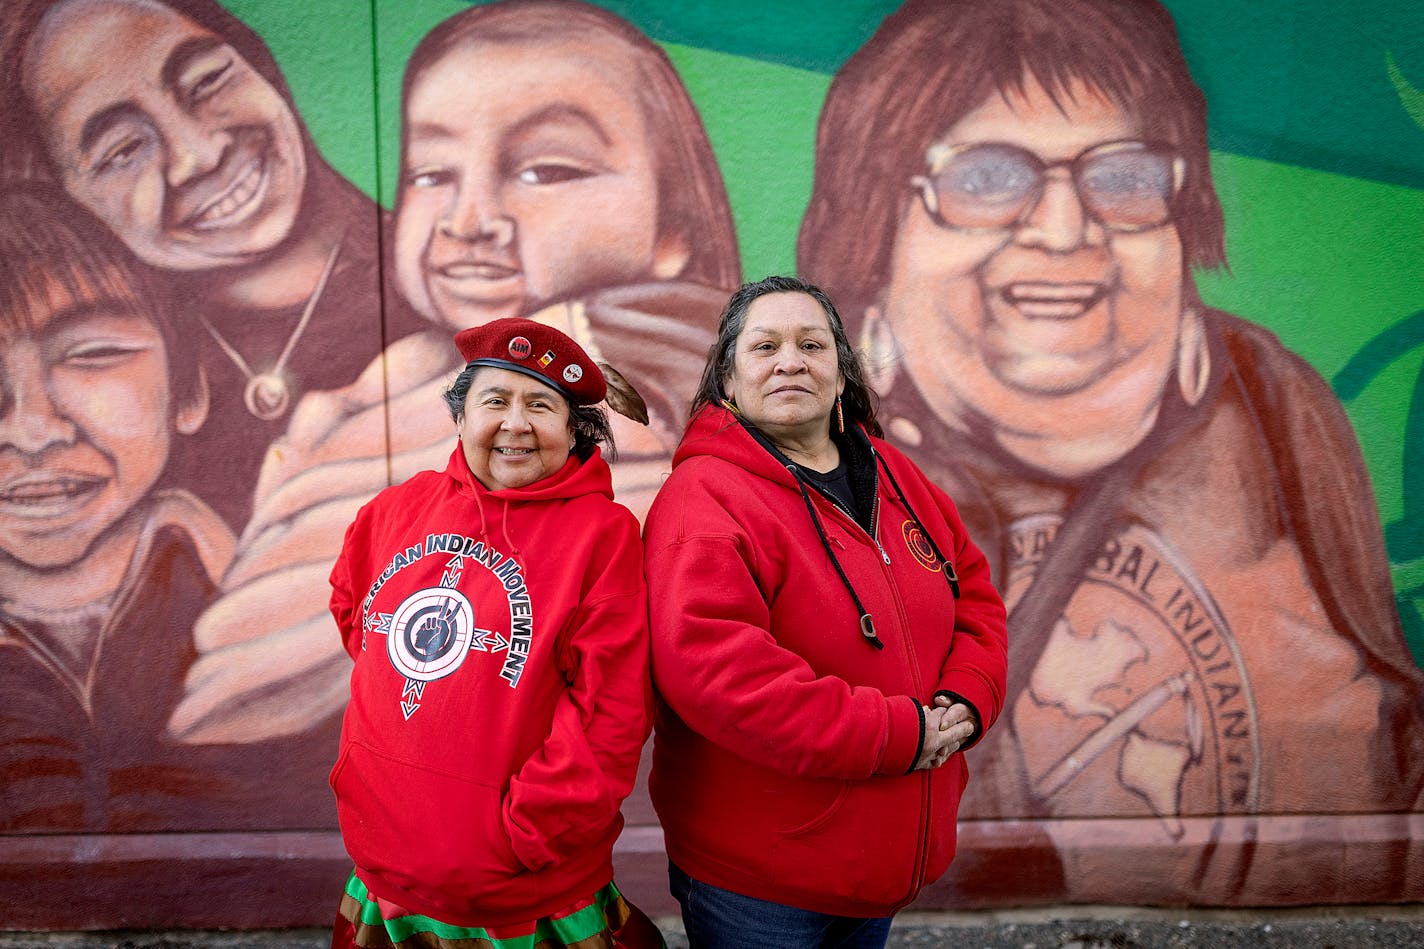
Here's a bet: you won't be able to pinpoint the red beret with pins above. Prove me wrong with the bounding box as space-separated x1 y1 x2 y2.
453 318 606 405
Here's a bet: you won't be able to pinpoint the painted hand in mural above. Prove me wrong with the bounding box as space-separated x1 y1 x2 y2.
165 330 453 742
169 281 721 742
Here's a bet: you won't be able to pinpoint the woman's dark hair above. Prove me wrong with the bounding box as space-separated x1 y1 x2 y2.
444 365 615 462
691 275 882 438
0 180 202 410
401 0 741 292
797 0 1223 313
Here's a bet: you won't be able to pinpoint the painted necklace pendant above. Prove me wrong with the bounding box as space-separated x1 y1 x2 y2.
244 372 292 421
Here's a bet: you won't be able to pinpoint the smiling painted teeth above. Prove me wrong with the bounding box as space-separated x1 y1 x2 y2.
0 476 102 505
1000 282 1107 318
191 158 265 230
1004 283 1102 302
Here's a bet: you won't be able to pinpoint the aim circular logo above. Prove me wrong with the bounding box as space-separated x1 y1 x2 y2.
902 519 940 572
387 588 477 682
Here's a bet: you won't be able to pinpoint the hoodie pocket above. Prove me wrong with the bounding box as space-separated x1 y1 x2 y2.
923 755 969 887
332 739 524 896
770 775 921 908
780 780 850 839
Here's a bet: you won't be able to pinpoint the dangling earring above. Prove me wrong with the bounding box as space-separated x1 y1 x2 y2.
1176 307 1210 407
835 395 845 434
720 397 740 416
859 304 900 395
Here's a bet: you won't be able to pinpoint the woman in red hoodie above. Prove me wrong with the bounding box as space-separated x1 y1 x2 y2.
328 319 660 948
644 276 1009 947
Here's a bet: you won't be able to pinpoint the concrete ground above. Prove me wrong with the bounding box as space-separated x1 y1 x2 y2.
3 905 1423 948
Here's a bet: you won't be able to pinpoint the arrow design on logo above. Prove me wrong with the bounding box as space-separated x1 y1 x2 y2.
400 678 426 720
440 554 466 589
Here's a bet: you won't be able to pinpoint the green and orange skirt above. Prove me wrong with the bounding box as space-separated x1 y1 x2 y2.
333 872 666 949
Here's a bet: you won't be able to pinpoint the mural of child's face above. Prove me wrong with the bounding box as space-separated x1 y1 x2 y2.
23 0 308 273
882 77 1184 474
0 277 184 570
395 36 688 329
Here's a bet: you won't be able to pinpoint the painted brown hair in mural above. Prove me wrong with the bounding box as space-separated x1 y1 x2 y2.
800 0 1424 904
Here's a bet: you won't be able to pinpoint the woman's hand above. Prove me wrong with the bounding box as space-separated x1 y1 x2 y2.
915 702 978 770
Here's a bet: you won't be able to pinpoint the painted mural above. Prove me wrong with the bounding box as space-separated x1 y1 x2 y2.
1 0 1422 928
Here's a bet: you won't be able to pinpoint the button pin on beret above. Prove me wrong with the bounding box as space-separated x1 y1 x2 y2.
455 318 606 405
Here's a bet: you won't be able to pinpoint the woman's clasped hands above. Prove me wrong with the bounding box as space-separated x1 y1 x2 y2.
915 698 978 770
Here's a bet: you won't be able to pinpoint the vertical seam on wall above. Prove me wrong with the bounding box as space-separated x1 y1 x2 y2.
368 0 397 488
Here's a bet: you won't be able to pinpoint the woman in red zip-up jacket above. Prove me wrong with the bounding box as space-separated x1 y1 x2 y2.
327 319 661 948
643 276 1009 947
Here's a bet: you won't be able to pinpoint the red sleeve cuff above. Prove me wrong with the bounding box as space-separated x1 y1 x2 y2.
879 694 924 775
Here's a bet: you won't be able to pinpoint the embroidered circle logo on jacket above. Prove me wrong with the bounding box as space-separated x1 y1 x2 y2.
902 520 940 572
387 589 477 682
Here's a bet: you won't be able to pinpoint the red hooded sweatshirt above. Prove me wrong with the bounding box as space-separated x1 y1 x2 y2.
329 446 651 926
644 406 1007 917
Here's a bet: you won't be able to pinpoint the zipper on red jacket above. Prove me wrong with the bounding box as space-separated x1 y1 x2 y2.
818 467 890 566
820 488 930 693
818 472 939 903
814 461 941 903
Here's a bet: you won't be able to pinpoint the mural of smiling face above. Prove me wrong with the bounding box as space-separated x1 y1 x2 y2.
882 76 1186 476
0 275 190 573
394 33 688 330
22 0 308 273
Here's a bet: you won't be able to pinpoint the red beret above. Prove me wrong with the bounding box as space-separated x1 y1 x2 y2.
453 318 606 405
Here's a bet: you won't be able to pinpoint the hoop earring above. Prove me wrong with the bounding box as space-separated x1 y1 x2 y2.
1177 307 1210 407
859 304 900 395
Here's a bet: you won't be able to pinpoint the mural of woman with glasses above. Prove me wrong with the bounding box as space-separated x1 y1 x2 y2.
798 0 1424 905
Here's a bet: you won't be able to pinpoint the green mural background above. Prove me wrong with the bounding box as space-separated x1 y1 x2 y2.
223 0 1424 658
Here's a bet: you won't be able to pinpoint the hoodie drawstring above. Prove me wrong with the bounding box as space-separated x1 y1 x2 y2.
787 464 885 651
876 454 960 599
500 497 521 560
467 483 521 561
470 485 490 544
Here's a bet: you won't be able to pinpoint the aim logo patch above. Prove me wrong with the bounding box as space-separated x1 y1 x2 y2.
387 588 478 683
902 519 941 572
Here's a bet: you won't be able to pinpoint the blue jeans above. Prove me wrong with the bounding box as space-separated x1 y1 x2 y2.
669 862 893 949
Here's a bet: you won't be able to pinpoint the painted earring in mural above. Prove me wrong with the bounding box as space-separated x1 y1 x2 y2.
164 0 740 748
0 0 426 535
798 0 1424 904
